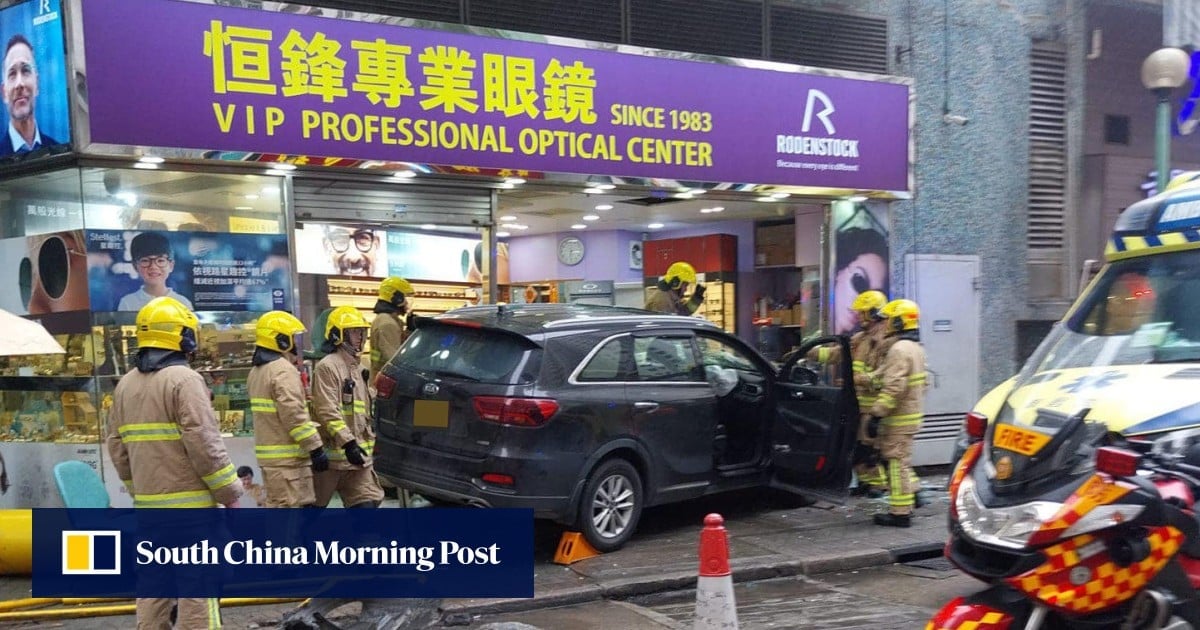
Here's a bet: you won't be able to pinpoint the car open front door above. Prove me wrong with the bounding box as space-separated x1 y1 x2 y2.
768 335 858 502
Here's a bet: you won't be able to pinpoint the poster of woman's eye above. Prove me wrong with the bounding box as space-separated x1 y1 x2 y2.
830 200 889 336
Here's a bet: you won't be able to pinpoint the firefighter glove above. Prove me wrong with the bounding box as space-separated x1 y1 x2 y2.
866 416 882 439
310 447 330 473
692 283 707 301
343 440 367 467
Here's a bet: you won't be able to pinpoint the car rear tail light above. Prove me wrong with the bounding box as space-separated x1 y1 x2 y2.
375 373 397 399
472 396 559 427
1096 446 1141 478
481 473 515 487
965 411 988 442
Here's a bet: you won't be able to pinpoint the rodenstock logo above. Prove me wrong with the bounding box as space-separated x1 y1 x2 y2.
802 89 836 135
776 88 861 164
62 531 122 575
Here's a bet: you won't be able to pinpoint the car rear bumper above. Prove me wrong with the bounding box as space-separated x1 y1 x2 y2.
374 438 574 520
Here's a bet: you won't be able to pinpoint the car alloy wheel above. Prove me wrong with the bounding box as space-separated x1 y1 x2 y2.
579 459 643 552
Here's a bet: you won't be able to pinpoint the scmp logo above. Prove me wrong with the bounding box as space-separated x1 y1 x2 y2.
62 531 121 575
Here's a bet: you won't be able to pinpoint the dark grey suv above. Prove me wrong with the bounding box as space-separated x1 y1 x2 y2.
373 304 859 551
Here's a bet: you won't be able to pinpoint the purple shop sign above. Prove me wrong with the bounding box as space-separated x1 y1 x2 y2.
81 0 910 190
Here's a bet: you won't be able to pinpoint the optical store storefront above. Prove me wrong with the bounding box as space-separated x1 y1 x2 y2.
0 0 910 507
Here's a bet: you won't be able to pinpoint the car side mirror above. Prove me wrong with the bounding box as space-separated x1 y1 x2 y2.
789 364 819 385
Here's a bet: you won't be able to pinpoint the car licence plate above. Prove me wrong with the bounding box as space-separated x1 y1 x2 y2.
413 399 450 429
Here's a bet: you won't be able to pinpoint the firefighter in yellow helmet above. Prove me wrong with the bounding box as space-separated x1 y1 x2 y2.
845 290 890 497
311 306 384 508
369 277 414 382
866 299 927 527
105 296 240 629
644 261 705 315
247 311 326 507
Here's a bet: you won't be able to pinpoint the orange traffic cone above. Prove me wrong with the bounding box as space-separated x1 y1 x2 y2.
693 513 738 630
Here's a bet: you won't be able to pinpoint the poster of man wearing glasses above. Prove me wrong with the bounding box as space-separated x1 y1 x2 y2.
85 230 292 312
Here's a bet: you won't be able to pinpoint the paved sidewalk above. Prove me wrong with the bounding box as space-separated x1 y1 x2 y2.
0 471 950 628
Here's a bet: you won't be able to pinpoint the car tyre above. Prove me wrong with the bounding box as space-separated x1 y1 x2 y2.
578 459 643 552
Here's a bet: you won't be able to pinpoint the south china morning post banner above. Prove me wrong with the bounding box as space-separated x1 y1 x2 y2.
80 0 909 190
85 230 292 312
33 509 535 598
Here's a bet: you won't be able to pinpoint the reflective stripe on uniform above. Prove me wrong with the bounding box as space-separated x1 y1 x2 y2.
888 459 914 508
883 412 923 427
289 422 318 443
250 398 276 413
255 444 305 459
876 393 896 408
134 489 216 508
118 422 181 442
907 373 927 385
207 597 221 629
817 347 831 362
342 401 367 414
852 360 868 373
202 463 237 491
361 440 375 453
857 396 876 407
328 420 349 433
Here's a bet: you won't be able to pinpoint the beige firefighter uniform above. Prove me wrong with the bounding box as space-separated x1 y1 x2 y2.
248 357 324 507
644 286 700 315
868 338 927 516
311 348 384 507
369 312 406 382
106 364 241 630
808 332 887 490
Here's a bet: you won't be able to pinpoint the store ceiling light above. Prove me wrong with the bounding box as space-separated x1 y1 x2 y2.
500 222 529 230
262 185 279 195
265 168 291 176
583 187 603 194
755 197 775 202
421 224 438 230
497 231 511 238
690 189 706 195
596 183 616 190
770 192 790 199
500 182 515 189
595 204 613 211
244 194 259 200
673 192 693 199
235 206 253 211
711 206 724 212
848 195 868 202
395 170 417 178
582 214 599 221
133 162 159 170
138 156 164 164
648 222 664 229
571 224 587 230
504 177 526 185
272 163 298 171
499 215 517 221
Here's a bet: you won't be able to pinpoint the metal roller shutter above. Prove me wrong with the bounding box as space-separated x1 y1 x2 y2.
292 178 493 228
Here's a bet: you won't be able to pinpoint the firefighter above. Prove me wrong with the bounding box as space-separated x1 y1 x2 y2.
644 261 705 315
369 276 414 382
247 311 327 508
105 296 241 629
866 299 928 527
311 306 384 508
845 290 890 498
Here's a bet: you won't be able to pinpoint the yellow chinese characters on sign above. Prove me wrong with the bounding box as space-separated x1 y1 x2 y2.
204 20 277 95
483 54 539 119
419 46 479 114
352 38 414 107
543 59 597 124
280 30 347 103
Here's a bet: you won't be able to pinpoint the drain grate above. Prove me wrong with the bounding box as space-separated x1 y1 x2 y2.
904 556 954 572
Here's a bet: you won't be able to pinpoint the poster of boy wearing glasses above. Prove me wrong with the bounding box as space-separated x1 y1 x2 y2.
116 231 193 311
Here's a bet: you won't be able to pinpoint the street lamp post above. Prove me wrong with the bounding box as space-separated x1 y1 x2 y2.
1141 48 1192 195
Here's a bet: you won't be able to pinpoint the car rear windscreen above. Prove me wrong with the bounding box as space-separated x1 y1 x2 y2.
392 324 540 384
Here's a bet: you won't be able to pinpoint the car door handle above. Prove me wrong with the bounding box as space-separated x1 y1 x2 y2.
634 401 660 413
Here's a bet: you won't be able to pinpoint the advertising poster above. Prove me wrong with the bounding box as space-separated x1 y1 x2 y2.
388 231 510 285
830 201 890 336
0 229 90 333
85 230 292 312
294 222 390 278
0 442 100 508
0 0 69 158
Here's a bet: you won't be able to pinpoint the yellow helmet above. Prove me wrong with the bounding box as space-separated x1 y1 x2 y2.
255 311 306 353
136 296 199 352
880 299 920 333
379 277 414 305
325 306 369 345
663 261 697 288
851 290 888 323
